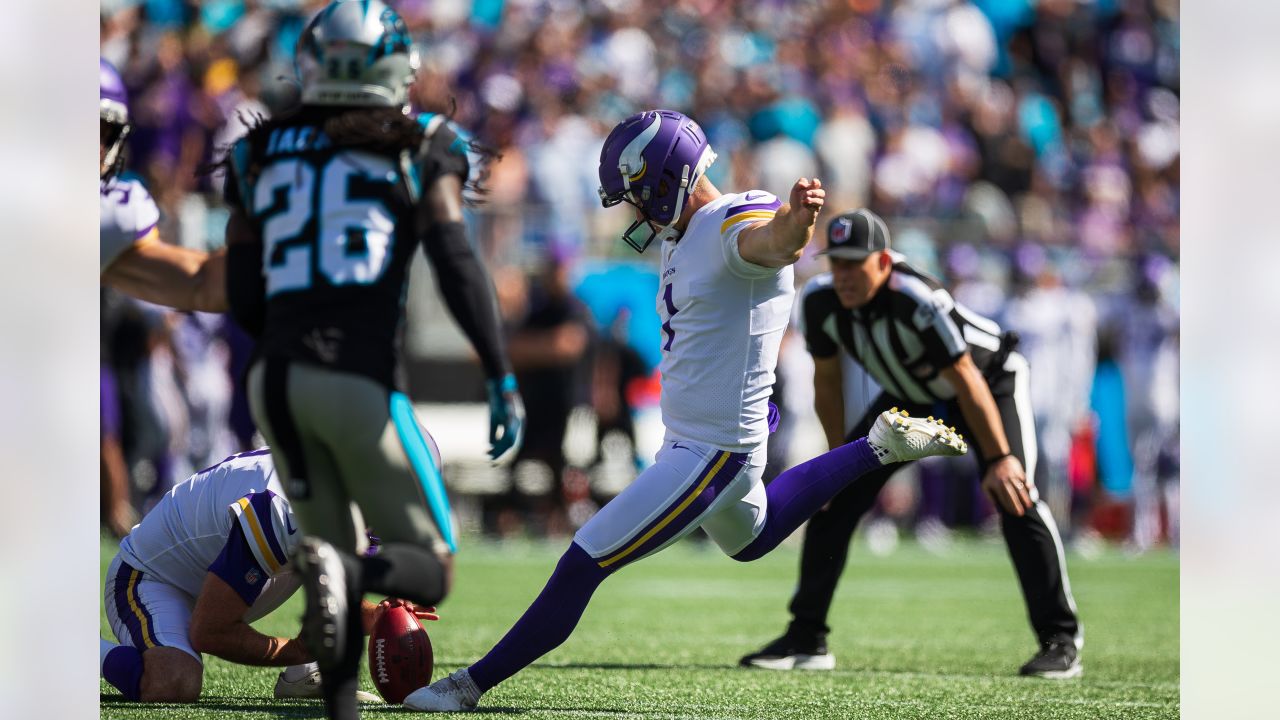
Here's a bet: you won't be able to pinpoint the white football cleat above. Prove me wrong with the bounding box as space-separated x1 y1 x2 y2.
868 408 968 464
403 668 481 712
272 666 383 703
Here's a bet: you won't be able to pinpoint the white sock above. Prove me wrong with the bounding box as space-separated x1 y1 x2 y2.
282 661 319 682
100 638 118 669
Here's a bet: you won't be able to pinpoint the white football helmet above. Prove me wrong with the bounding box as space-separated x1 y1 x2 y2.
295 0 420 110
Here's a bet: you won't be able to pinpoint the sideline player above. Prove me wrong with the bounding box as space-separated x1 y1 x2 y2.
100 58 226 312
99 449 437 703
219 3 524 718
740 209 1082 678
404 109 968 712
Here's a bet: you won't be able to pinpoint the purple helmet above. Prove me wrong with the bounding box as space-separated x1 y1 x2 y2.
598 110 717 252
100 59 130 180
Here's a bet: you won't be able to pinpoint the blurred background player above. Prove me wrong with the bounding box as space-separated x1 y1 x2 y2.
100 57 227 313
741 210 1081 678
490 249 594 536
219 2 523 719
101 55 234 540
99 448 436 703
403 109 967 712
1001 243 1098 532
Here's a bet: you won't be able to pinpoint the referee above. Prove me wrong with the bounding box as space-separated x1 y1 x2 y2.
740 209 1082 678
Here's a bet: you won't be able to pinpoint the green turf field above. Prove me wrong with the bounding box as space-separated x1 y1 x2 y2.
101 534 1178 719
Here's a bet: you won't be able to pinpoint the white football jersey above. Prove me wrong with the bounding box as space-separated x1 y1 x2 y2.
117 449 301 622
100 174 160 274
657 190 794 451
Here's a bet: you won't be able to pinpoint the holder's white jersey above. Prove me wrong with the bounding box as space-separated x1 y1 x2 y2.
117 449 301 622
100 174 160 274
657 190 794 451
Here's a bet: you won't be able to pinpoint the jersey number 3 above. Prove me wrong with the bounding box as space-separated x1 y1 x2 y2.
254 153 396 296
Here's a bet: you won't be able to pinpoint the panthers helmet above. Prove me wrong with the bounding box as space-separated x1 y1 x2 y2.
296 0 419 110
100 58 130 180
598 110 717 253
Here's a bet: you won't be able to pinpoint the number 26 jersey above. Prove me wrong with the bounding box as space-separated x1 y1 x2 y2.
223 110 468 389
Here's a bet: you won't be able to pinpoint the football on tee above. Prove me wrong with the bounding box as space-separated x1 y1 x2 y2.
368 605 434 704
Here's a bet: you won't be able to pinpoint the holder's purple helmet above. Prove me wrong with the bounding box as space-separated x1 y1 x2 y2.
598 110 717 253
100 58 130 180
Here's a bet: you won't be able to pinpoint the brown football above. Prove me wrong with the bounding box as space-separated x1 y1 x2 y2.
367 605 433 704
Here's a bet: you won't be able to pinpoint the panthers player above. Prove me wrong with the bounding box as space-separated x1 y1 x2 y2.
100 58 226 311
99 449 436 703
405 109 968 712
220 3 523 719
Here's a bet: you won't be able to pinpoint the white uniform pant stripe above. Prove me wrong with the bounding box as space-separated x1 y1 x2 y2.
1007 352 1039 488
1008 352 1081 647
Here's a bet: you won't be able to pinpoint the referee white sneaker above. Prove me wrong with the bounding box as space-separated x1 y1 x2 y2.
403 668 481 712
868 408 968 464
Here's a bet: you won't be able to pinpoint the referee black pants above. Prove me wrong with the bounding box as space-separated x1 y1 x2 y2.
785 355 1081 647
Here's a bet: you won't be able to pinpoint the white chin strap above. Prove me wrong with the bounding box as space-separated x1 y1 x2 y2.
654 225 683 244
654 144 717 242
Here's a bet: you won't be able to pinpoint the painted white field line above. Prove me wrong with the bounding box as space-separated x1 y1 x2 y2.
518 695 1175 719
528 663 1179 693
844 667 1180 692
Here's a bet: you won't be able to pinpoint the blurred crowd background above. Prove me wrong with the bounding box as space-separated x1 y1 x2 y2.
100 0 1179 555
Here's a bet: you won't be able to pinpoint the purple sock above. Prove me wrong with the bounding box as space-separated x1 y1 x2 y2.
733 438 880 561
102 645 144 701
468 542 609 692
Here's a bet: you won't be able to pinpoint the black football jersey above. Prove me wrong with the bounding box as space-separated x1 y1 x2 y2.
224 109 469 388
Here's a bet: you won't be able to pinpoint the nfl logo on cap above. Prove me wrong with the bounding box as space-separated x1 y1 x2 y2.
831 218 852 245
820 208 891 260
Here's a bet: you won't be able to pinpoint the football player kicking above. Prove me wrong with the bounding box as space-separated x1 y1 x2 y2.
220 3 523 720
405 109 968 712
99 449 437 703
100 58 226 312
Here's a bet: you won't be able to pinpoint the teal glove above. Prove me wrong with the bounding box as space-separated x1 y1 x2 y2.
486 374 525 464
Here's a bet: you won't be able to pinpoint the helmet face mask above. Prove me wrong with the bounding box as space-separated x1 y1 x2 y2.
296 0 419 111
100 59 130 180
598 110 716 253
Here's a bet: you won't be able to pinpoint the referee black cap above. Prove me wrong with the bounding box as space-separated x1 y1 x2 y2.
819 209 891 260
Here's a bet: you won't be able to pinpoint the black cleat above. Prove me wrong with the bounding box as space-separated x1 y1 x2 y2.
739 635 834 671
295 537 351 672
1019 637 1083 679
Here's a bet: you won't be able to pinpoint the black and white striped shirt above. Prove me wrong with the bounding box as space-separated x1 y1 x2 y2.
799 258 1015 404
